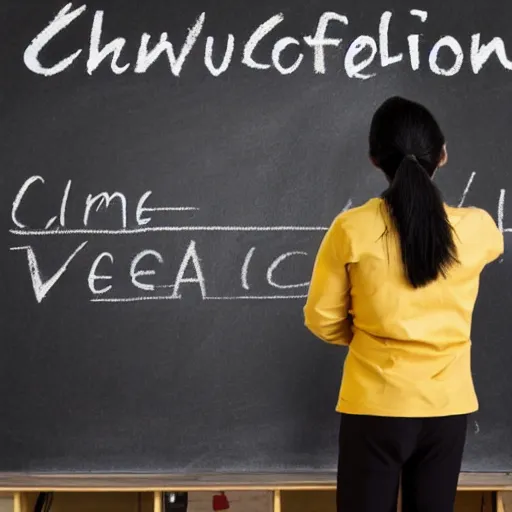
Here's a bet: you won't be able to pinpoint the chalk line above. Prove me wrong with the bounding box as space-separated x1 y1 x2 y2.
205 295 307 300
145 206 199 211
458 171 476 207
498 189 512 232
11 225 328 236
91 296 180 303
241 247 256 291
91 294 307 302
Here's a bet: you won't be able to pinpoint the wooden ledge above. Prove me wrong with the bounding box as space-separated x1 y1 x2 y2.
0 472 511 492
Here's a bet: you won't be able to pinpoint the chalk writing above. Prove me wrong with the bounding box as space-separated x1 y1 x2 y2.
8 173 510 304
22 5 512 80
11 242 88 303
266 252 310 290
130 250 164 292
241 247 256 291
84 192 128 229
88 252 114 294
458 172 476 207
11 175 199 231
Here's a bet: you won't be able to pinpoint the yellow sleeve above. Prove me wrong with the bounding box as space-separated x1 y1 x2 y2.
303 216 353 346
480 210 504 264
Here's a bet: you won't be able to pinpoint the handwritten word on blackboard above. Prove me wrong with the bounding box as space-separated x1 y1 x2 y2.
24 4 512 80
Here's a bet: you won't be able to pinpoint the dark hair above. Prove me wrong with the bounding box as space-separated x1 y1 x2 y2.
369 96 458 288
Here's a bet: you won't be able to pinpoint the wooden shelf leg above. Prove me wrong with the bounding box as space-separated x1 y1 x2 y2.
154 491 163 512
273 490 281 512
13 493 22 512
497 491 505 512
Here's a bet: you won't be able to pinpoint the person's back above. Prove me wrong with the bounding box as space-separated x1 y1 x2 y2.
303 96 504 512
313 198 503 416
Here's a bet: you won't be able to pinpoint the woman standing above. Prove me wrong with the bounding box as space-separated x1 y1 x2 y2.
304 97 504 512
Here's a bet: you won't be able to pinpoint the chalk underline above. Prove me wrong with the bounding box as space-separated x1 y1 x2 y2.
10 226 328 236
91 295 307 303
11 226 512 235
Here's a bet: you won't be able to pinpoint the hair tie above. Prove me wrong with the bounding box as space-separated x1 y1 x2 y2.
405 154 418 162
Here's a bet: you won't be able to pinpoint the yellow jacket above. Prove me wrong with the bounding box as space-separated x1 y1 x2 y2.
304 198 504 417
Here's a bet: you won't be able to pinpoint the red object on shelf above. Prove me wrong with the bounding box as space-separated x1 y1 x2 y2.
212 491 230 510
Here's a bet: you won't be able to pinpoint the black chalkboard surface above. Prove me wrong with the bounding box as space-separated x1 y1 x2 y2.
1 0 511 474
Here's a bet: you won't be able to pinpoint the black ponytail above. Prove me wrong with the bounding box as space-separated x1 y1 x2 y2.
382 154 458 288
370 97 458 288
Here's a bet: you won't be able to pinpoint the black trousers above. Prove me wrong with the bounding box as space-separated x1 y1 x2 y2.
337 413 468 512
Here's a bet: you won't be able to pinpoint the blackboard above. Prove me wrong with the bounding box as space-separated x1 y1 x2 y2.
1 0 511 474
